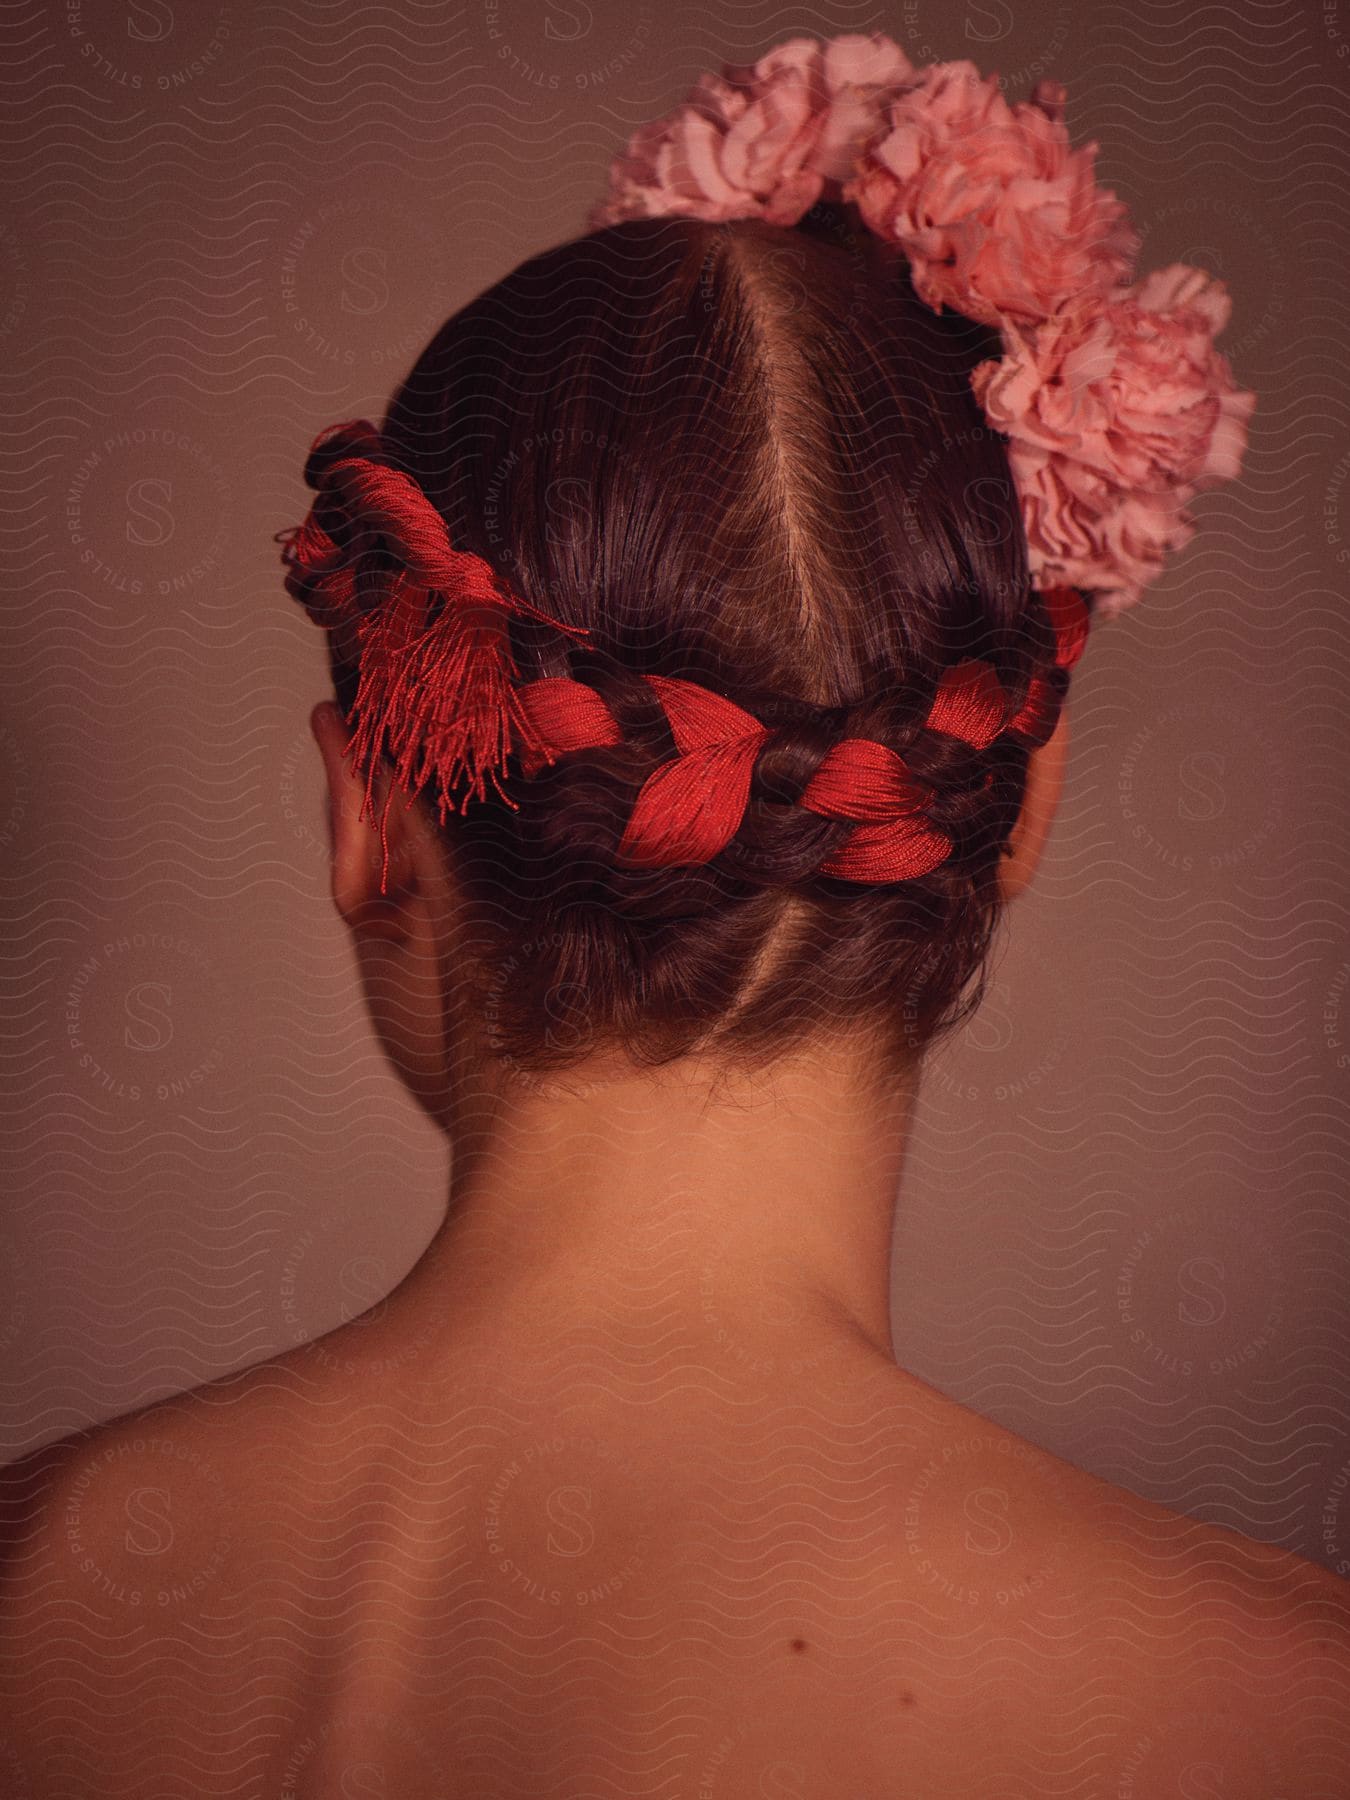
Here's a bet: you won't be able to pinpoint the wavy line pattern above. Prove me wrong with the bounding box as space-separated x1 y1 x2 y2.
1 0 1349 1794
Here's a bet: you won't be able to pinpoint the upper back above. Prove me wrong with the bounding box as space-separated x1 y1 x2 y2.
2 1342 1348 1798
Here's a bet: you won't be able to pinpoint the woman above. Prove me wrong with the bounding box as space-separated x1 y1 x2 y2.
3 37 1348 1799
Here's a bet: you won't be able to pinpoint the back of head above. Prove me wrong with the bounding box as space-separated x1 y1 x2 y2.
310 203 1069 1079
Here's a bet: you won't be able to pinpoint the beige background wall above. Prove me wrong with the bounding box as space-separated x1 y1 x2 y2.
2 0 1348 1571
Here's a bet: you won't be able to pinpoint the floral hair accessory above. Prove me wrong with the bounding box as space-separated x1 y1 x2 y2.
588 31 1257 617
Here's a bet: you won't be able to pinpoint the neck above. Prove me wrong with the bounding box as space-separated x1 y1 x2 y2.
390 1036 919 1372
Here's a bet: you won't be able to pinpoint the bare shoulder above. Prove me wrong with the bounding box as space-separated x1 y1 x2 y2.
1057 1431 1350 1639
0 1379 247 1647
0 1358 332 1792
1074 1470 1350 1796
0 1346 346 1605
1069 1454 1348 1788
865 1374 1350 1795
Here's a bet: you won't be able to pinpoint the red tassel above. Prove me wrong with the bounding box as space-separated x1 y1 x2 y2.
347 577 572 893
280 425 594 895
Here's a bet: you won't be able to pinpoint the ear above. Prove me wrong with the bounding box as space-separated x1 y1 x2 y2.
999 708 1070 903
309 700 422 942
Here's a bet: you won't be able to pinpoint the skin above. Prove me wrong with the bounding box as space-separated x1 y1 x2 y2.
303 698 1072 1370
1 701 1348 1797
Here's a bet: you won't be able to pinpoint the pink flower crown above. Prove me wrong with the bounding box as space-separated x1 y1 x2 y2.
588 33 1257 618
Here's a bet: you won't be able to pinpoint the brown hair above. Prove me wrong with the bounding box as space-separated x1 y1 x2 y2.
314 203 1073 1079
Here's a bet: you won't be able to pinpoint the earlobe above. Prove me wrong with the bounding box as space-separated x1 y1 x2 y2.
309 701 418 940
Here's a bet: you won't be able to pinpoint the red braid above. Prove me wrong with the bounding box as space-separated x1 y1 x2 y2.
280 419 1089 893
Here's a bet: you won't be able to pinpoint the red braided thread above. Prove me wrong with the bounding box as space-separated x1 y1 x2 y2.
279 419 593 885
512 589 1085 885
279 419 1089 893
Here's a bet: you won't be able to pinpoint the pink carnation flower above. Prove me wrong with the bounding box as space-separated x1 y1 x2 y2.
587 33 917 231
844 60 1139 328
971 264 1258 613
587 34 1256 613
